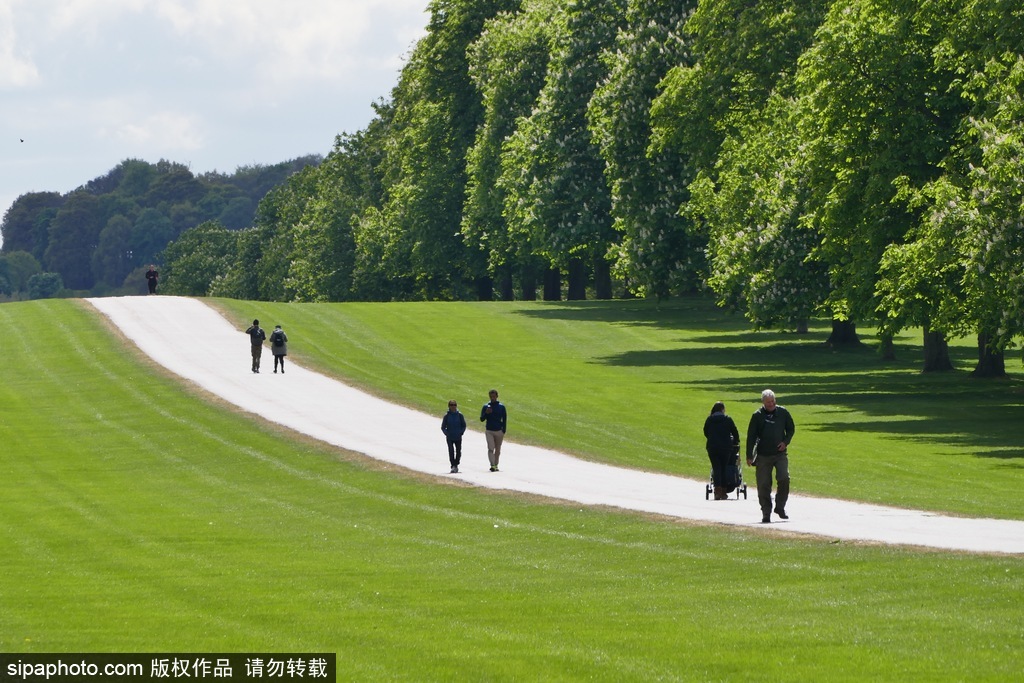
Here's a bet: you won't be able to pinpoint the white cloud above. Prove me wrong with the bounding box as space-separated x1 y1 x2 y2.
97 107 205 151
39 0 426 86
0 1 40 87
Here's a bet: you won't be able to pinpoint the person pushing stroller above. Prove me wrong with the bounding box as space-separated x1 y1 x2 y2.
704 401 741 500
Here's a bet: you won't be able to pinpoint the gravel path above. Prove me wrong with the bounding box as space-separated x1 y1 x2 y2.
87 295 1024 554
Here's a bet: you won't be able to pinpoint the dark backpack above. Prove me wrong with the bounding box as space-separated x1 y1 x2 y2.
271 331 285 347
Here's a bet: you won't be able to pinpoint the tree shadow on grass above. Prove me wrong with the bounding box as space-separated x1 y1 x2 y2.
514 297 757 332
677 372 1024 463
514 297 1024 462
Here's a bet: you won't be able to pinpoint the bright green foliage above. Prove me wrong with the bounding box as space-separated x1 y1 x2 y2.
499 0 626 298
463 0 558 297
588 0 698 298
655 0 831 327
795 0 964 327
878 0 1024 352
690 96 829 330
161 221 239 296
365 0 521 300
292 117 390 302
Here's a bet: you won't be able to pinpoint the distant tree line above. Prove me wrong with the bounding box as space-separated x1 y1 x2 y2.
0 156 321 298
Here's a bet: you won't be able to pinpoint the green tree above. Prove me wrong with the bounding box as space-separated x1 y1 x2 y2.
91 215 135 288
0 250 42 292
373 0 520 300
44 192 103 290
463 0 557 299
500 0 626 300
588 0 696 298
288 111 389 302
1 192 64 260
877 0 1024 374
161 221 240 297
26 272 64 299
795 0 964 366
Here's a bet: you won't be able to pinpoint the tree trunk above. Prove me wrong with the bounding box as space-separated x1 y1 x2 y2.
498 267 514 301
879 333 896 361
825 319 861 347
972 332 1006 378
475 275 494 301
520 267 537 301
594 256 612 300
922 325 953 372
796 320 809 334
567 258 587 300
542 267 561 301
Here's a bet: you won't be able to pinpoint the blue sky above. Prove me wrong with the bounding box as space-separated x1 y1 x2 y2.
1 0 428 234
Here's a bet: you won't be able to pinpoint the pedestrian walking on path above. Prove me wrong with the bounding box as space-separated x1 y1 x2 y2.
746 389 795 523
704 401 740 500
270 324 288 373
441 400 467 473
245 319 266 373
480 389 507 472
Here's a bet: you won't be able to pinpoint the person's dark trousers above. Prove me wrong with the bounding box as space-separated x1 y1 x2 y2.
708 448 733 492
755 453 790 516
447 438 462 469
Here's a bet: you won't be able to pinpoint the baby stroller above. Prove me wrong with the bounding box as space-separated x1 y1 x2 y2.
705 451 748 500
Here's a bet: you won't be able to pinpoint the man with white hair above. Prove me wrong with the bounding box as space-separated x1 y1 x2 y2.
746 389 796 523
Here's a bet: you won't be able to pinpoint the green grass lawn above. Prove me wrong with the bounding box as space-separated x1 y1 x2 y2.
1 298 1021 681
213 296 1024 520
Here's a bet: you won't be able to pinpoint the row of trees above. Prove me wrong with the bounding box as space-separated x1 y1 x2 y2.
112 1 1024 374
0 156 320 298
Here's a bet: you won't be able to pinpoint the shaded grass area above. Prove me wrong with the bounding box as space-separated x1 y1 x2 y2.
214 297 1024 520
0 299 1021 680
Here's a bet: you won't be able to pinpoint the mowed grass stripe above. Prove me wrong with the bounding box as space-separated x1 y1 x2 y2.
1 299 1021 680
213 297 1024 520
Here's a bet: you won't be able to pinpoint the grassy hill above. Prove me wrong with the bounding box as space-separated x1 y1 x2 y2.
1 298 1021 680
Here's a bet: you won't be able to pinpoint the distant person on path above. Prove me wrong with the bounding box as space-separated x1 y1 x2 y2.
704 401 740 500
145 265 159 294
270 324 288 373
245 319 266 373
441 400 467 473
480 389 507 472
746 389 795 523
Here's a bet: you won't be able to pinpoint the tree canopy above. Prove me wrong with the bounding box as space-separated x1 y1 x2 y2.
9 0 1024 372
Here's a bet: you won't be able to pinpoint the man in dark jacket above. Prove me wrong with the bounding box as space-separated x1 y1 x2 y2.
245 319 266 373
746 389 795 523
441 400 467 473
480 389 507 472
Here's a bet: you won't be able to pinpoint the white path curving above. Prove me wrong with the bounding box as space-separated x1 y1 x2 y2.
87 296 1024 555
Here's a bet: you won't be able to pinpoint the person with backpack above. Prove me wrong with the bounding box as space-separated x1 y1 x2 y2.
441 400 467 473
704 401 740 500
480 389 507 472
245 319 266 373
270 324 288 373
